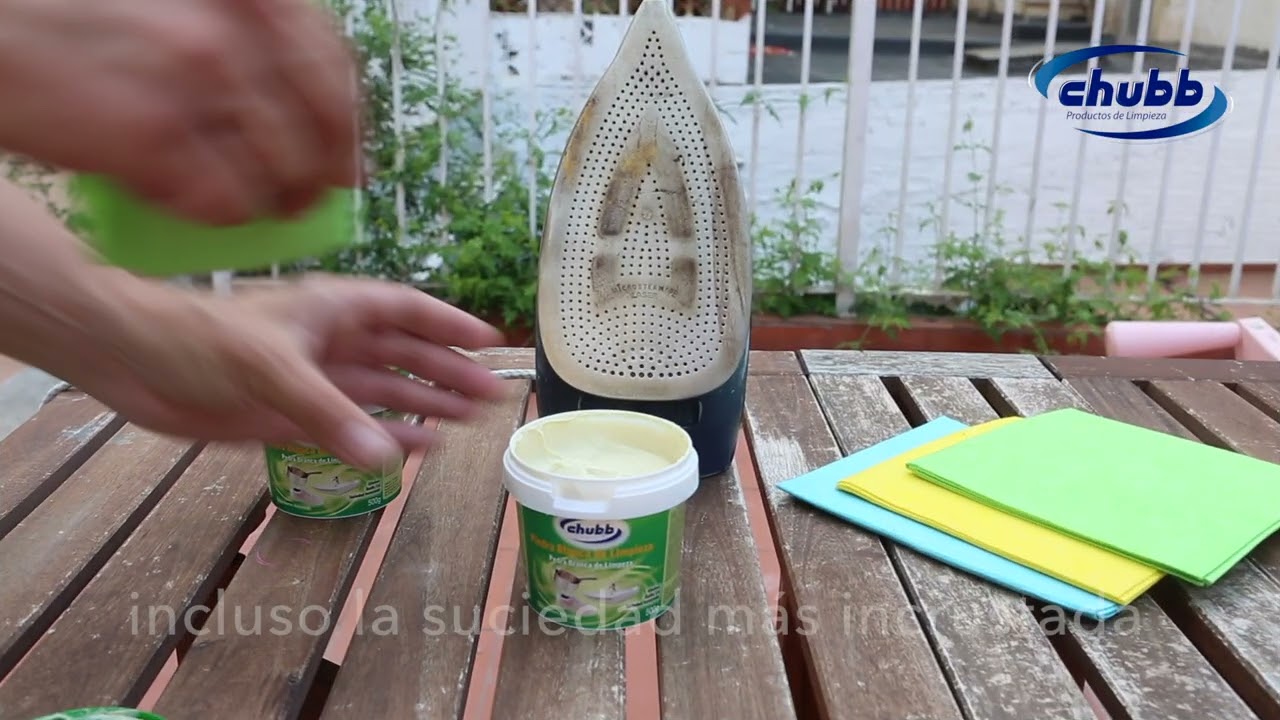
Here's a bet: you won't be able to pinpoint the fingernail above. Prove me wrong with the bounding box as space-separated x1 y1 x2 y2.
343 422 402 472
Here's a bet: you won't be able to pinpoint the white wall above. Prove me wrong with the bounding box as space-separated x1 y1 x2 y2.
966 0 1278 54
1151 0 1280 54
405 0 750 88
488 14 752 87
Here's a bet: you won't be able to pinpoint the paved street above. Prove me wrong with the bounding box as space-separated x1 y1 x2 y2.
756 10 1270 84
756 11 1040 83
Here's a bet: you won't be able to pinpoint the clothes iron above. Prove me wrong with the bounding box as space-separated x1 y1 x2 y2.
533 0 752 478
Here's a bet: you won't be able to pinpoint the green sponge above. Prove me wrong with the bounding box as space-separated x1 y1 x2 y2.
71 174 360 276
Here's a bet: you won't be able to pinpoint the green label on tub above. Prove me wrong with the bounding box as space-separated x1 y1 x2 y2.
265 442 401 519
32 709 165 720
517 504 684 629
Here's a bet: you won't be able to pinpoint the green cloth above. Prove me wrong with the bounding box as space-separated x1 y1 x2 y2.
72 174 358 276
906 407 1280 586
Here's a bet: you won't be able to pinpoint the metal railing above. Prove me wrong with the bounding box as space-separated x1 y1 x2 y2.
354 0 1280 308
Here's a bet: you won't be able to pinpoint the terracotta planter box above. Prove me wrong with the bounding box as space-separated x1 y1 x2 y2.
488 315 1109 355
489 320 534 347
748 315 1109 355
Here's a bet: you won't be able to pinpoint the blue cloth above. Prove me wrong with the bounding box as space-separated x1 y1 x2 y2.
777 417 1124 620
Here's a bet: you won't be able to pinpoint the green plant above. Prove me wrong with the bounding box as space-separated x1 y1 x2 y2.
309 1 891 335
842 218 931 344
755 115 1219 354
4 154 95 240
427 101 571 329
305 4 1220 351
3 155 63 216
305 0 567 329
750 177 843 317
921 118 1217 353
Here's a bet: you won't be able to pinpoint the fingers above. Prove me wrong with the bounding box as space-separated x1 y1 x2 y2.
261 414 439 457
129 399 439 460
360 331 505 401
378 419 440 453
190 0 354 217
152 0 358 223
323 364 481 420
244 344 403 472
312 276 507 350
138 123 265 225
199 41 319 214
232 0 361 189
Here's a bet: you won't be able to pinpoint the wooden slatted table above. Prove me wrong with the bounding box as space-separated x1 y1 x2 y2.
1 349 1278 720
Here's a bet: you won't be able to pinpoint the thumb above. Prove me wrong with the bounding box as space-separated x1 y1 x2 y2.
255 353 403 472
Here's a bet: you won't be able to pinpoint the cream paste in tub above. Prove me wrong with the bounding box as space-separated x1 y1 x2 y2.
503 409 698 629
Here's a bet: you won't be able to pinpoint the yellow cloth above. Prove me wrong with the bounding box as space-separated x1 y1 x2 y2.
836 417 1163 604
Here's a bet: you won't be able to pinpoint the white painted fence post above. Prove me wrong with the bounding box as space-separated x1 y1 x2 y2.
387 0 408 244
835 0 877 316
212 271 233 295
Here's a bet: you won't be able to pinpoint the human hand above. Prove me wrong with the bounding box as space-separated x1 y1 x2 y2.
65 273 507 471
0 0 359 224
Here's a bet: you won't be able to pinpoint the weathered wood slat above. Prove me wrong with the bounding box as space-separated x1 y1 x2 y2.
1157 563 1280 720
985 378 1260 720
802 350 1054 378
1063 377 1280 720
858 375 1093 719
1147 380 1280 464
745 373 963 720
1045 356 1280 382
975 377 1084 417
1147 382 1280 566
655 450 797 720
748 350 802 375
319 382 531 719
490 393 625 720
1235 382 1280 423
1144 381 1280 577
0 426 200 676
0 444 269 719
153 483 380 718
0 394 122 539
1061 378 1200 441
1058 594 1260 720
491 551 627 719
462 347 535 370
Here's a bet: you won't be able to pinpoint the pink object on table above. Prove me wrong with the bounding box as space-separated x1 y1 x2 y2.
1104 321 1242 358
1235 317 1280 361
1104 318 1280 361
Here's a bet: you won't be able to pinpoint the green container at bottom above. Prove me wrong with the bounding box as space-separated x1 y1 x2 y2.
31 708 165 720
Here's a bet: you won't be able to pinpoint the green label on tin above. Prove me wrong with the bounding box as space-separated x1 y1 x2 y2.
264 443 401 519
32 709 165 720
517 504 684 630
